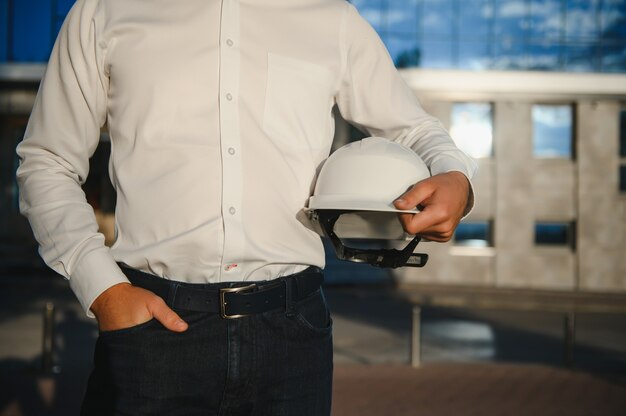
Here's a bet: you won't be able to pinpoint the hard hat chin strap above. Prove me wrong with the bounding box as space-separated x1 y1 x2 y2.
315 210 429 269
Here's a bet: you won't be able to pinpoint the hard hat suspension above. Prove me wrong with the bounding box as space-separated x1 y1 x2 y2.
316 210 429 269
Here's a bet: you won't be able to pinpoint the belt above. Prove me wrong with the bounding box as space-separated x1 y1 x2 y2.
117 263 324 319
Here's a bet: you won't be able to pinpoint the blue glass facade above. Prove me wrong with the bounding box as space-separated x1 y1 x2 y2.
0 0 74 62
351 0 626 72
1 0 625 72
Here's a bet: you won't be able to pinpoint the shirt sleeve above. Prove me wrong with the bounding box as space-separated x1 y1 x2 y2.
15 0 129 318
335 3 477 215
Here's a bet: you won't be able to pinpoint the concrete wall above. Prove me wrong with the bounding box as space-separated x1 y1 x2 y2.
577 101 626 292
389 72 626 294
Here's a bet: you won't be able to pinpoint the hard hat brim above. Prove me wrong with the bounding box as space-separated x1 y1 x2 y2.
307 195 419 214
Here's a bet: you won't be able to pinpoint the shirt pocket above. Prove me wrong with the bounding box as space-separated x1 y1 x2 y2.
263 53 335 152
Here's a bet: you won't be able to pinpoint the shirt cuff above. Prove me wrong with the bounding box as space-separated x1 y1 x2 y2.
429 157 476 219
69 247 130 318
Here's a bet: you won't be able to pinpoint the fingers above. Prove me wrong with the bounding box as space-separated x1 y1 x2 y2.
397 204 457 241
394 172 470 241
148 296 188 332
393 180 433 212
394 181 438 236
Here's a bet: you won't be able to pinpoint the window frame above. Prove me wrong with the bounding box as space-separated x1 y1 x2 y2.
531 102 576 160
450 101 495 159
453 219 494 248
534 221 577 250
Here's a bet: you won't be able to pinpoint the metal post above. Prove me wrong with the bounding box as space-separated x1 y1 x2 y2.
42 302 56 374
563 311 576 368
411 306 422 368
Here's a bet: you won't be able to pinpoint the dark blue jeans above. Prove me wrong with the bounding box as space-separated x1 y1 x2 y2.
80 278 333 416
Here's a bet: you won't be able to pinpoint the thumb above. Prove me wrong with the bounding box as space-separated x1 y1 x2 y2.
148 298 188 332
393 180 433 211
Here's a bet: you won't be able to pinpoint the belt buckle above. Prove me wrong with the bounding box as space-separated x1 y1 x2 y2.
219 284 257 319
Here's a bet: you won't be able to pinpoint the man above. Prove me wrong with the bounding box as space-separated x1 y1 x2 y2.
16 0 476 414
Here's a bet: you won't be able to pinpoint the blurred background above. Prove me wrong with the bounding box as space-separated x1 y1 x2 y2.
1 0 626 415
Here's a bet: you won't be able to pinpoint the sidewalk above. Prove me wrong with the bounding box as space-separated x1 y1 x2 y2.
327 282 626 415
332 363 626 416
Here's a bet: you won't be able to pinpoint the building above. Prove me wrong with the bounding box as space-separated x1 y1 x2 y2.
338 0 626 293
1 0 625 293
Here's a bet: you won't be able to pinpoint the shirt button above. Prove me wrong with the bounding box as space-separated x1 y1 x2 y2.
226 39 234 47
228 147 236 155
226 93 233 101
229 207 236 215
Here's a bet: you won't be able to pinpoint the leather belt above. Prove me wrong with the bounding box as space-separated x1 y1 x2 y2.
117 264 324 319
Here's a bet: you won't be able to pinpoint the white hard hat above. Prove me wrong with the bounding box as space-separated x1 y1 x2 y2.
308 136 430 213
307 137 430 268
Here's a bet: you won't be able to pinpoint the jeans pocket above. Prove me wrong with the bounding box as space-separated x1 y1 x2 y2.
98 318 159 338
292 288 333 335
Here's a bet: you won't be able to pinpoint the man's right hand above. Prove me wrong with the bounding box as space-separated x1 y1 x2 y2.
90 282 188 333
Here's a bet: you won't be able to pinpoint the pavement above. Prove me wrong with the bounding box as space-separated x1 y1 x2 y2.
1 264 625 415
326 286 626 416
332 363 626 416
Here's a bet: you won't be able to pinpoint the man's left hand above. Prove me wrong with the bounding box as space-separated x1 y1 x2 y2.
393 171 470 242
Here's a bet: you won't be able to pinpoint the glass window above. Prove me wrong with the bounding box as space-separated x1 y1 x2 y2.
494 0 530 41
450 103 493 158
532 105 573 158
620 165 626 192
454 221 493 247
11 0 53 62
459 0 493 40
420 40 454 68
528 42 563 71
600 0 626 40
3 0 625 73
601 42 626 72
387 0 420 36
422 0 455 38
535 222 575 248
365 0 621 74
458 42 492 70
0 0 8 62
565 0 600 40
530 0 564 41
565 43 598 72
493 39 528 70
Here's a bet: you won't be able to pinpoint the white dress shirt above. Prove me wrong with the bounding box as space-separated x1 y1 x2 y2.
16 0 477 317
